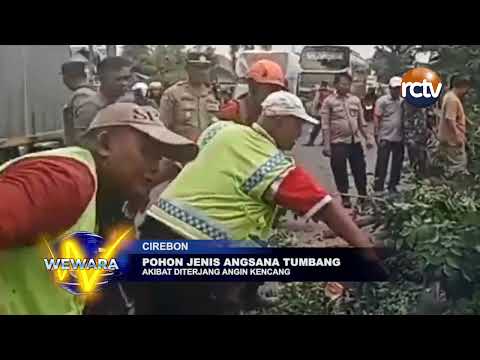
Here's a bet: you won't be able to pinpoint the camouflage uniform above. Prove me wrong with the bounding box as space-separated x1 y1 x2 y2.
402 102 430 176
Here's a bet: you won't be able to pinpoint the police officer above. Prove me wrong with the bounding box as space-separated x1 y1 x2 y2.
158 48 220 141
321 73 374 208
61 61 97 146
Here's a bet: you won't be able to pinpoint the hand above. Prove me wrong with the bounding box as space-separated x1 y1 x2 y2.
361 247 381 263
360 248 389 280
322 148 331 157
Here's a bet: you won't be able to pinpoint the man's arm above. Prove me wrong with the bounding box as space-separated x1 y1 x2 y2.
313 200 379 262
266 166 377 260
71 92 93 113
373 98 384 139
75 101 100 133
357 100 373 146
443 98 461 144
311 91 321 116
158 91 176 129
0 157 95 250
313 200 373 247
320 98 331 155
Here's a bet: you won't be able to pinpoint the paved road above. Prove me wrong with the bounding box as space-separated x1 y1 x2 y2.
293 123 378 195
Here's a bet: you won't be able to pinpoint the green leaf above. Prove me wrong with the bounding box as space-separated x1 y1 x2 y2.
446 256 461 270
450 248 463 257
443 264 453 277
396 237 404 250
415 225 437 242
406 233 417 248
462 271 473 282
428 256 443 266
475 245 480 253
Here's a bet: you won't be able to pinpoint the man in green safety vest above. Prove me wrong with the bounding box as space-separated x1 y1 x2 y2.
0 103 198 315
137 91 383 314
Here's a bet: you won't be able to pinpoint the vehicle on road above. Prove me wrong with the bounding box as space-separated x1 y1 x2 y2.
297 46 370 103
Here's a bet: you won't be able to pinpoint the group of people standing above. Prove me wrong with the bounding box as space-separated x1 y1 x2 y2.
302 72 471 208
0 48 386 315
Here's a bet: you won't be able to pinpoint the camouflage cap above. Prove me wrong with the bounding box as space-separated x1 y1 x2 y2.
86 103 198 162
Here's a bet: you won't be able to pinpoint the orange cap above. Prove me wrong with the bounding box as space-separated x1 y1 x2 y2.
247 60 287 89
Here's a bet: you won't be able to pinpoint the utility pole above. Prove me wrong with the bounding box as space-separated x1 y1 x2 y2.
22 45 31 136
88 45 96 75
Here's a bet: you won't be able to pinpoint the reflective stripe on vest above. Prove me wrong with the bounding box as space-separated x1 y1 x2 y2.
148 123 294 242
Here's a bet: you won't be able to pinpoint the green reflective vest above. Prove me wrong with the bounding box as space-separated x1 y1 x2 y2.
147 121 295 242
0 147 97 315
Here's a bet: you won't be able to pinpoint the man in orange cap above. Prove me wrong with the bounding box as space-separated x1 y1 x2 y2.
218 59 287 126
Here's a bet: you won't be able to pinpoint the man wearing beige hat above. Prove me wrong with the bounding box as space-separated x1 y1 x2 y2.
137 91 382 314
373 76 405 194
321 73 374 209
0 103 198 315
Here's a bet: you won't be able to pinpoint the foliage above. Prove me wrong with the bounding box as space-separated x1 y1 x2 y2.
370 45 420 83
140 45 188 87
380 180 480 276
121 45 152 62
259 275 425 315
256 45 480 315
468 113 480 174
122 45 221 88
267 228 298 247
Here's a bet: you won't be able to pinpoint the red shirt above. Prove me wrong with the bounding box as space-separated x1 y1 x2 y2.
0 154 331 249
0 157 95 250
267 166 332 218
219 99 240 121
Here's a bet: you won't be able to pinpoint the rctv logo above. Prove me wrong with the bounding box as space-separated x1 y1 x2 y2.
401 68 443 108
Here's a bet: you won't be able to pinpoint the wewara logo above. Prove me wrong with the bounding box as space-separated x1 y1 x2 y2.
43 228 133 295
401 67 443 108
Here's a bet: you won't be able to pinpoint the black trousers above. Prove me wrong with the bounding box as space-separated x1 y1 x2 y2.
330 142 367 198
306 119 322 144
406 141 427 177
374 140 405 191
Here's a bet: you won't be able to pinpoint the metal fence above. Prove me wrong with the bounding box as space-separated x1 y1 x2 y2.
0 45 71 138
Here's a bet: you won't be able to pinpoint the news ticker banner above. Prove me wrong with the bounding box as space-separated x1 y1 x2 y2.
117 240 387 282
44 233 388 295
